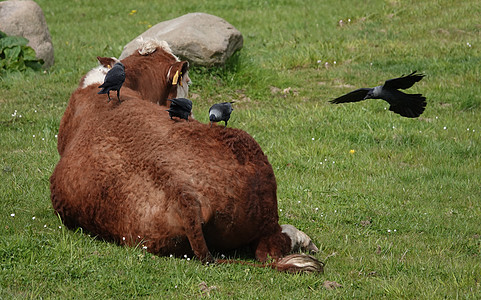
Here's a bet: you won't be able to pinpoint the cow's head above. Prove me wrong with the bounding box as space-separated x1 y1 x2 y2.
95 39 190 106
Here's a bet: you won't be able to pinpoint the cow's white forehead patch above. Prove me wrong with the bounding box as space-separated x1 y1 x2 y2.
136 37 180 62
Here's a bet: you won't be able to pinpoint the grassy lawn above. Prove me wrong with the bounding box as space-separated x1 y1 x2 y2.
1 0 480 298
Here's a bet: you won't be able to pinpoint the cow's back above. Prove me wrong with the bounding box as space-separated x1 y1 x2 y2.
50 96 280 255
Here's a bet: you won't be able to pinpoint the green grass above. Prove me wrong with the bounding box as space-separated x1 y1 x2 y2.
1 0 480 298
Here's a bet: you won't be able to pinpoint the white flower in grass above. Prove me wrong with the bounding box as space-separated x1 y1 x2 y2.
315 207 319 211
142 246 148 250
169 254 173 258
221 254 225 259
33 135 36 138
317 60 322 64
122 236 126 241
32 216 36 220
387 229 391 233
297 201 301 204
42 138 45 141
44 224 47 228
184 254 188 258
443 126 447 130
10 213 15 217
55 134 58 138
467 42 472 47
58 226 62 229
187 258 191 261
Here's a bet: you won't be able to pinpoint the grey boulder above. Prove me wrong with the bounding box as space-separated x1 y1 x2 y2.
120 12 243 66
0 0 54 68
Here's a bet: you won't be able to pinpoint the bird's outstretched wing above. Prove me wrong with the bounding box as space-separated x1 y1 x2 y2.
329 88 371 104
383 71 424 90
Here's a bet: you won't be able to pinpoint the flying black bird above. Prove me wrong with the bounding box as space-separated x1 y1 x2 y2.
330 71 427 118
98 62 126 102
166 98 193 121
209 102 234 128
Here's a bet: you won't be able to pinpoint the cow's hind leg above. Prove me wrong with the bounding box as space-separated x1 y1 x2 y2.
179 190 214 264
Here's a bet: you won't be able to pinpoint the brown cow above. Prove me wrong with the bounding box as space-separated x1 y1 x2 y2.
50 39 323 273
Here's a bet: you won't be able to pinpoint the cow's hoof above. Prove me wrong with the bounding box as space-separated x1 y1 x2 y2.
201 253 215 265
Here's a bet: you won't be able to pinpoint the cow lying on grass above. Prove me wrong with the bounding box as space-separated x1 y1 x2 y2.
50 39 323 273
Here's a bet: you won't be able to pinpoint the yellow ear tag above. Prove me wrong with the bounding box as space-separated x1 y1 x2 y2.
107 65 112 69
172 70 179 85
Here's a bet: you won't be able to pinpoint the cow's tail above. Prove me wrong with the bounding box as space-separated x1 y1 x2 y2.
217 254 324 274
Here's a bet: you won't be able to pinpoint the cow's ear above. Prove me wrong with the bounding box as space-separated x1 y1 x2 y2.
97 56 117 69
169 61 189 86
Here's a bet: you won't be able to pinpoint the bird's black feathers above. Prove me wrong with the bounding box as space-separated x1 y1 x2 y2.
329 71 427 118
388 93 426 118
166 98 193 121
209 102 234 128
383 71 425 90
329 88 371 104
98 62 125 102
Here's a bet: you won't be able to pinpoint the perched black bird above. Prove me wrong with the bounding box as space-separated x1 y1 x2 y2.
98 62 126 102
330 71 427 118
209 102 234 128
166 98 193 121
